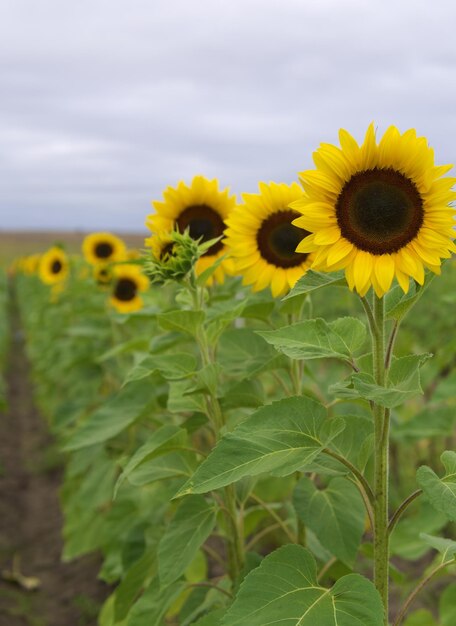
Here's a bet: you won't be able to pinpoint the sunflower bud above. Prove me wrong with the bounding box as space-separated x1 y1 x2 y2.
145 230 213 283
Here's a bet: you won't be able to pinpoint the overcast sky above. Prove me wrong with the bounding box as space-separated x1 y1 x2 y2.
1 0 456 233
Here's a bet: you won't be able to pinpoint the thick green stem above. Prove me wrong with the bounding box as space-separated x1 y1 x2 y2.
188 278 245 582
370 294 390 623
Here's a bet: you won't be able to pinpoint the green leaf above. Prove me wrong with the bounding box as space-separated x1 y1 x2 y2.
193 609 227 625
63 380 155 451
417 451 456 521
390 502 448 560
221 545 384 626
385 274 435 321
158 310 205 336
309 415 373 475
114 546 157 622
177 396 345 496
420 533 456 564
218 328 283 377
346 354 431 408
403 610 438 626
114 425 186 496
123 353 197 384
167 379 207 414
393 405 456 441
158 495 217 587
127 450 196 488
440 583 456 626
257 317 366 362
125 576 185 625
283 270 346 300
293 476 365 566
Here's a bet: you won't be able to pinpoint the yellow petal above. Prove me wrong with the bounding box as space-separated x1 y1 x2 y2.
374 255 395 295
353 251 374 294
314 226 341 245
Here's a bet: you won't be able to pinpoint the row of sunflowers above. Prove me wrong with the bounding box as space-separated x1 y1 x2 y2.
9 125 456 626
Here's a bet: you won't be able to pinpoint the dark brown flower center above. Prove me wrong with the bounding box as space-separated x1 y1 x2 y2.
257 210 309 268
336 168 424 255
176 205 225 256
114 278 137 302
51 260 62 274
97 267 111 284
95 242 114 259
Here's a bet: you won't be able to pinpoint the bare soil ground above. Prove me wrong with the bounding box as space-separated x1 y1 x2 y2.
0 290 108 626
0 230 145 266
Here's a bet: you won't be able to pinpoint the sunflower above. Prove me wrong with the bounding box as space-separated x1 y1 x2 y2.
110 264 149 313
94 264 113 286
39 247 69 285
291 124 456 297
82 232 127 266
224 182 313 297
145 175 236 283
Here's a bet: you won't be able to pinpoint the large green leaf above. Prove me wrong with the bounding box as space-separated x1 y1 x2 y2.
221 545 384 626
283 270 346 299
338 354 431 409
257 317 366 363
64 379 156 451
218 328 283 378
420 533 456 564
158 310 205 336
309 415 373 476
127 450 196 488
177 396 344 496
114 425 187 496
293 476 365 566
417 451 456 520
158 495 217 587
123 352 197 384
114 546 157 622
125 576 185 625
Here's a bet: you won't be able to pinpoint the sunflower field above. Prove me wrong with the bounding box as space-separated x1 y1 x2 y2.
4 126 456 626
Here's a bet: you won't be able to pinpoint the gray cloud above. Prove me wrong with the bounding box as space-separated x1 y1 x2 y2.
1 0 456 232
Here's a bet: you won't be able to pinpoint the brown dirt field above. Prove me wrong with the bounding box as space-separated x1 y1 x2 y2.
0 289 109 626
0 230 146 266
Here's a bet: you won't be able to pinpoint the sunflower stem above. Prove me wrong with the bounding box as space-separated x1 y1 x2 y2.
369 293 390 624
186 274 245 584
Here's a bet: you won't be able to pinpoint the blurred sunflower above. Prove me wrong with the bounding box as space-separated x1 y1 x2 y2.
225 182 313 297
82 232 126 266
94 264 113 286
145 175 236 283
110 264 149 313
39 247 69 285
292 124 456 297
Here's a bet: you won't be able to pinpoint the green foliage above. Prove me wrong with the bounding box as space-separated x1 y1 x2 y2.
63 380 157 451
334 353 431 408
293 476 365 566
283 270 346 299
177 396 345 496
417 451 456 521
221 545 384 625
158 495 216 586
258 317 366 364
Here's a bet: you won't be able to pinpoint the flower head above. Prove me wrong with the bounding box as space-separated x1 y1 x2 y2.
225 182 313 296
39 247 69 285
82 232 126 266
146 176 236 284
110 264 149 313
292 125 456 297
